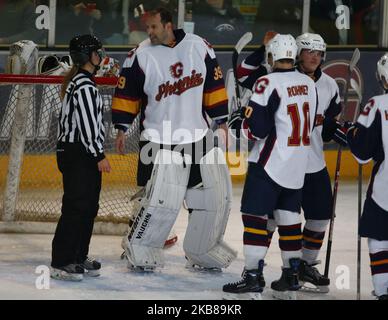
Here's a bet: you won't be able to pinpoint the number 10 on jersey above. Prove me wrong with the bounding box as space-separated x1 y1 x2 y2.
287 102 311 146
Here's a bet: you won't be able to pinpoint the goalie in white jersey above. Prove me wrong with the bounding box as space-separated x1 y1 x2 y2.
347 53 388 300
111 8 236 272
223 34 317 300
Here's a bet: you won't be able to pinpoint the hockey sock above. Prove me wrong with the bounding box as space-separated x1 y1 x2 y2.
267 218 277 247
242 213 269 270
302 219 329 264
368 238 388 297
274 210 302 268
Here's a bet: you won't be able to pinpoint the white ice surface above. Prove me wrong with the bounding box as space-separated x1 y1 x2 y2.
0 182 376 300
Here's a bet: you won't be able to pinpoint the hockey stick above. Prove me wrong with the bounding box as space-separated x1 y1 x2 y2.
351 78 363 300
324 48 361 278
232 32 253 111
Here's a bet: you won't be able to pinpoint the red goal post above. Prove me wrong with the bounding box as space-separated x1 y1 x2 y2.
0 74 140 235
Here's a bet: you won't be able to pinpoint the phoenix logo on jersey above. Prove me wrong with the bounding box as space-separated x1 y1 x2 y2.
170 62 183 78
155 69 204 101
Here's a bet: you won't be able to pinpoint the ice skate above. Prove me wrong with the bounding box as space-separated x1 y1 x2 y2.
80 257 101 277
271 258 301 300
222 260 265 300
299 260 330 293
50 263 84 281
374 289 388 300
185 257 222 273
120 232 155 272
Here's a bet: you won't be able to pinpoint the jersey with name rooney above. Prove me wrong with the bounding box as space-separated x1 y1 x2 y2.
244 69 317 189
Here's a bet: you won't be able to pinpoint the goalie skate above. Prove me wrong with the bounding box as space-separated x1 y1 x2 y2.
120 241 156 272
185 258 222 273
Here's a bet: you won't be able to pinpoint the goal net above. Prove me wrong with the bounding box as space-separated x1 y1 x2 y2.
0 74 140 235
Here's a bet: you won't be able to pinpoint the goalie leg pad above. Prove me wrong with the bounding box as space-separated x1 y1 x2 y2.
183 147 237 269
122 149 191 269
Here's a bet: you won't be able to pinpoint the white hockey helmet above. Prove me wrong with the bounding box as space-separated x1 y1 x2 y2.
267 34 297 65
296 33 326 60
264 37 276 71
377 53 388 88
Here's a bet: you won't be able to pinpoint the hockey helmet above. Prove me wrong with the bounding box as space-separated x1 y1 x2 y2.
267 34 297 64
69 34 104 66
296 33 326 60
377 53 388 88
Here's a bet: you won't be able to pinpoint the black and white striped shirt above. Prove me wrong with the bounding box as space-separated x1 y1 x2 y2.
58 69 105 161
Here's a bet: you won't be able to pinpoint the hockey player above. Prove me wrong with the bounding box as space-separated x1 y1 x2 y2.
111 8 236 272
347 53 388 300
236 30 277 91
223 34 317 300
294 33 348 293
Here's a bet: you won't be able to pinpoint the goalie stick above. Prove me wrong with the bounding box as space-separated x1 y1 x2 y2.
351 78 363 300
324 48 361 278
232 32 253 111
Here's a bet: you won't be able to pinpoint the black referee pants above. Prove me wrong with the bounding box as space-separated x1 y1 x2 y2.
51 142 101 268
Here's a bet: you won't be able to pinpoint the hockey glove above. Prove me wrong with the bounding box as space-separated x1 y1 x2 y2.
228 107 246 139
333 121 353 147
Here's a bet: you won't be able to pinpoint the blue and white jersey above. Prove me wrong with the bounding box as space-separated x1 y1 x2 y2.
244 68 317 189
348 93 388 211
305 70 342 173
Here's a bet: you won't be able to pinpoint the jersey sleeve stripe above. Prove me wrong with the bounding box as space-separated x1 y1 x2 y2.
112 97 140 115
203 87 228 109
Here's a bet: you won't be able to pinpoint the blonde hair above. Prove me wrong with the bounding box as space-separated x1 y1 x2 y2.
60 65 79 101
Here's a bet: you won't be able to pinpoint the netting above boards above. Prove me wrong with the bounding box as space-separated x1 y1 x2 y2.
0 75 140 231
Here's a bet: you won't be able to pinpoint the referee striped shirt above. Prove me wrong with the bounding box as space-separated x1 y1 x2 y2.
58 69 105 161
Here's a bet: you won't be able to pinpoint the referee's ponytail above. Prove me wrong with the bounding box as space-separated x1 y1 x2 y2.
60 65 79 101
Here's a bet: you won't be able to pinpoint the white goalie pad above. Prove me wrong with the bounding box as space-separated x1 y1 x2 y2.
183 147 237 269
122 149 191 269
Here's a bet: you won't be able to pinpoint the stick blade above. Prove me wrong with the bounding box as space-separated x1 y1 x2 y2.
234 32 253 54
349 48 360 72
350 78 362 101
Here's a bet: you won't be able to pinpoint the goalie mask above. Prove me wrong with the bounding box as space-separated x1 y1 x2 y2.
377 53 388 90
267 34 297 66
296 33 326 61
36 55 74 75
69 34 105 68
